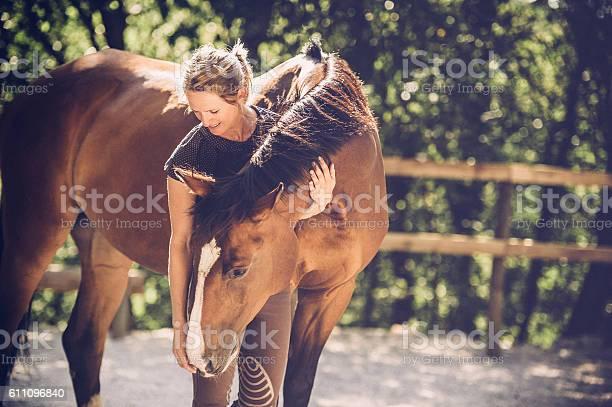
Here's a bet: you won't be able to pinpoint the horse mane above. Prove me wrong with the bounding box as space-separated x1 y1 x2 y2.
190 43 376 244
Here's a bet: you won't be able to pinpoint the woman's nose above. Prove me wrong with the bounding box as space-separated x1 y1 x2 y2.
201 114 214 127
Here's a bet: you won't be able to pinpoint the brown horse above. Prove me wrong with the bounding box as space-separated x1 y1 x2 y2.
0 41 388 406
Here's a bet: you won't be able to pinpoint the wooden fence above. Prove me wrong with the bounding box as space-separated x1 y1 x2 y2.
380 157 612 354
40 264 145 337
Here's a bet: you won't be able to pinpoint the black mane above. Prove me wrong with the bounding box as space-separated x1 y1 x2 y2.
190 47 375 244
302 38 323 62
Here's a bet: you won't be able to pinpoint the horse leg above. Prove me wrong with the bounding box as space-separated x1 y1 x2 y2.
62 223 132 406
0 182 78 385
283 279 356 407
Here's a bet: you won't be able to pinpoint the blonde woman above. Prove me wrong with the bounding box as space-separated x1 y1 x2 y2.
164 41 335 406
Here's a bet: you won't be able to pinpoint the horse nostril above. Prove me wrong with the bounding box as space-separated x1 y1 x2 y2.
205 358 215 373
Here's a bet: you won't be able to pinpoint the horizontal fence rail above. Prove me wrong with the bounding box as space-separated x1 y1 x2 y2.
40 264 145 337
381 232 612 263
384 157 612 186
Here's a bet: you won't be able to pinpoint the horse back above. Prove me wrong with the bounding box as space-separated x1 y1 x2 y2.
0 49 183 181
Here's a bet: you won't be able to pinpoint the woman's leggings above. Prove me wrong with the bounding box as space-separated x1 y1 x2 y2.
191 287 293 407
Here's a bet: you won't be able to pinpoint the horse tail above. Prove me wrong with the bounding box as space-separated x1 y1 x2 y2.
0 96 17 171
0 309 34 386
0 107 4 172
0 173 33 386
0 98 12 170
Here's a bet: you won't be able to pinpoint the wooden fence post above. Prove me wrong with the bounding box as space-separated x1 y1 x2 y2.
487 182 513 356
110 282 132 338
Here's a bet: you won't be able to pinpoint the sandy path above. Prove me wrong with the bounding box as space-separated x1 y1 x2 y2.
6 327 611 406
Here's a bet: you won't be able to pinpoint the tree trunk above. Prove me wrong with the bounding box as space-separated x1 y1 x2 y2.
565 79 612 340
97 0 127 50
517 65 581 343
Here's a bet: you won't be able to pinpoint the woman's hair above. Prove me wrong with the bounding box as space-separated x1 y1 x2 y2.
179 39 253 112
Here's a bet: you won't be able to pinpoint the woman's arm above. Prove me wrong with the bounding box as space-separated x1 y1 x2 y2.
166 176 197 373
167 177 195 323
298 156 336 220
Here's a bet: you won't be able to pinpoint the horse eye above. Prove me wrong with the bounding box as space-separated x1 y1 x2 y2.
226 266 248 279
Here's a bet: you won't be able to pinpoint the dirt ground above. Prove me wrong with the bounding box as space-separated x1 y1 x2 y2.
6 327 612 406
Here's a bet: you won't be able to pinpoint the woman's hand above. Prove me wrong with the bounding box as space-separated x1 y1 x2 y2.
299 156 336 220
172 322 197 374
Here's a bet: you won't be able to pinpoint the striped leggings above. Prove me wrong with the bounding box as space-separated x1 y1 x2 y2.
190 286 292 407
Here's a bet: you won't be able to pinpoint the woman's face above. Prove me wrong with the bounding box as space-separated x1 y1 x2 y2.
185 90 246 136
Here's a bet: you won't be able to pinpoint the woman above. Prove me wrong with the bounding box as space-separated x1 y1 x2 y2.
164 41 335 406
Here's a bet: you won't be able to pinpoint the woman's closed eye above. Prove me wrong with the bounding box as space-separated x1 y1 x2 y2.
193 110 219 118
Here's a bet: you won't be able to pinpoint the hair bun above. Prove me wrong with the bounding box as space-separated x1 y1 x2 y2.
231 39 249 62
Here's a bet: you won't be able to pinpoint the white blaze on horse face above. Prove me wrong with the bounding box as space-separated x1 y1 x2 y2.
198 238 221 275
186 238 222 376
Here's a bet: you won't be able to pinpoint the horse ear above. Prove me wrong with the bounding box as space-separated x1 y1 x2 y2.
173 168 215 197
251 182 285 222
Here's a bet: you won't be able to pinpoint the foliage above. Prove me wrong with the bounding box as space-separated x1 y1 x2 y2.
2 0 610 349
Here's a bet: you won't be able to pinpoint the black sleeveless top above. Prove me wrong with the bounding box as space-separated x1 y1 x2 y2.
164 105 279 180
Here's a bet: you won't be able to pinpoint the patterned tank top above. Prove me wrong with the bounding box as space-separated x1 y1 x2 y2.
164 105 279 180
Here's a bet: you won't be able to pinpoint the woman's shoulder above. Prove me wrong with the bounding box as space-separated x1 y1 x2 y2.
163 123 206 180
181 123 206 144
168 123 205 156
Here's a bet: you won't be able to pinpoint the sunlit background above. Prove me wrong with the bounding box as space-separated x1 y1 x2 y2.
1 0 610 353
